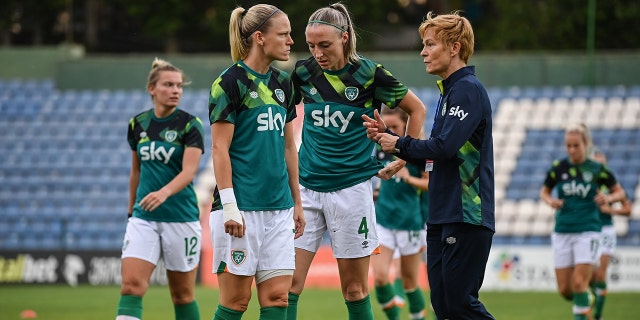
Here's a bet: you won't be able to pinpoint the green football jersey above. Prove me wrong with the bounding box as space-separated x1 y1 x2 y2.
127 108 205 222
208 61 296 211
374 148 424 230
293 56 409 192
543 158 618 233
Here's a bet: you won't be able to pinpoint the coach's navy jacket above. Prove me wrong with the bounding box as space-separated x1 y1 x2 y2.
394 66 495 231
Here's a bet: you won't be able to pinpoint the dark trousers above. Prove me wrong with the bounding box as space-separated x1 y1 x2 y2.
426 222 495 320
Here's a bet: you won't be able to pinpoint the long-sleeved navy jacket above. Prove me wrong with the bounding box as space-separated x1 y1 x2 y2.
394 66 495 231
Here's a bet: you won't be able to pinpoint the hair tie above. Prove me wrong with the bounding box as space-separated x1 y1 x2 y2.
245 8 280 38
308 20 347 32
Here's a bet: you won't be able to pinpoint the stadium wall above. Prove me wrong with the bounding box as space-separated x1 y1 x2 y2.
2 47 640 89
3 246 640 291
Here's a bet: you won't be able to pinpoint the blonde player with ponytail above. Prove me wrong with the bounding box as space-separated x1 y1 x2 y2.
208 4 304 320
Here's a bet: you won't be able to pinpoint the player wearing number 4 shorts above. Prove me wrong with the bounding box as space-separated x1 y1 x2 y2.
286 3 426 320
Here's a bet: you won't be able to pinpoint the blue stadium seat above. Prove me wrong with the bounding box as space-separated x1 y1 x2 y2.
3 82 640 249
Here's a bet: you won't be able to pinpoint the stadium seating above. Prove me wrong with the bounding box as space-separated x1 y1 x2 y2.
0 79 639 250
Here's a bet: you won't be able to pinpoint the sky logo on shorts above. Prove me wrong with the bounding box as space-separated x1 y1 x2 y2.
231 250 247 265
446 236 457 244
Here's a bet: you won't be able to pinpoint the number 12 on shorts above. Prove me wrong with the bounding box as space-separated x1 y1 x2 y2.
358 217 369 239
184 236 198 256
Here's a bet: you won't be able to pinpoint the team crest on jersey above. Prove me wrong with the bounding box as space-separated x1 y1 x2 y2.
582 171 593 182
345 87 359 101
274 89 285 103
441 102 448 117
310 87 318 95
140 132 147 138
250 91 259 99
164 130 177 142
231 250 247 265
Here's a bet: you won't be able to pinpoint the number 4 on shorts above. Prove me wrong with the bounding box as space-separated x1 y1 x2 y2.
358 217 369 239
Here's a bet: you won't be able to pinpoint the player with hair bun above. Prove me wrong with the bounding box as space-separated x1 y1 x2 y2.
116 57 204 320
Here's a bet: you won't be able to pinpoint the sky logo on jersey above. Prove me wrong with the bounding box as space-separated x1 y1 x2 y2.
257 106 285 136
448 105 469 120
311 105 354 133
274 89 285 103
139 142 175 164
345 87 359 101
562 180 591 198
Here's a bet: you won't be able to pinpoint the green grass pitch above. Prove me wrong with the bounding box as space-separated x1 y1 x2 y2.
0 285 638 319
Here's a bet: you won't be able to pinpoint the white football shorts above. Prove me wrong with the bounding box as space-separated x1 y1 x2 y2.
377 224 426 256
122 217 202 272
211 208 295 276
599 225 616 256
295 180 380 259
551 231 601 268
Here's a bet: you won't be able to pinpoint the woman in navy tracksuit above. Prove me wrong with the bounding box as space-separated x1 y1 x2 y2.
364 11 495 320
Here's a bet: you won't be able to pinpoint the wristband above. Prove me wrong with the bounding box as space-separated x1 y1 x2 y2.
127 212 132 219
219 188 237 205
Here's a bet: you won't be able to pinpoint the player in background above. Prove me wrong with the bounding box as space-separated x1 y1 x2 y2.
371 106 428 320
117 58 204 320
208 4 305 320
590 149 632 320
540 123 625 320
364 11 496 319
287 3 426 320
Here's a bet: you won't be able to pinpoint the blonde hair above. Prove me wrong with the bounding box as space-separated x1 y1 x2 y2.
565 122 593 156
146 57 189 88
419 11 475 63
229 4 283 62
307 2 359 63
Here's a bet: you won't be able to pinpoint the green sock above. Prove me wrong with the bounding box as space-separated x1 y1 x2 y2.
375 284 400 320
592 281 607 318
287 292 299 320
393 278 406 300
406 288 426 320
345 295 374 320
175 300 199 320
259 306 287 320
213 305 243 320
117 295 142 319
572 291 590 320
